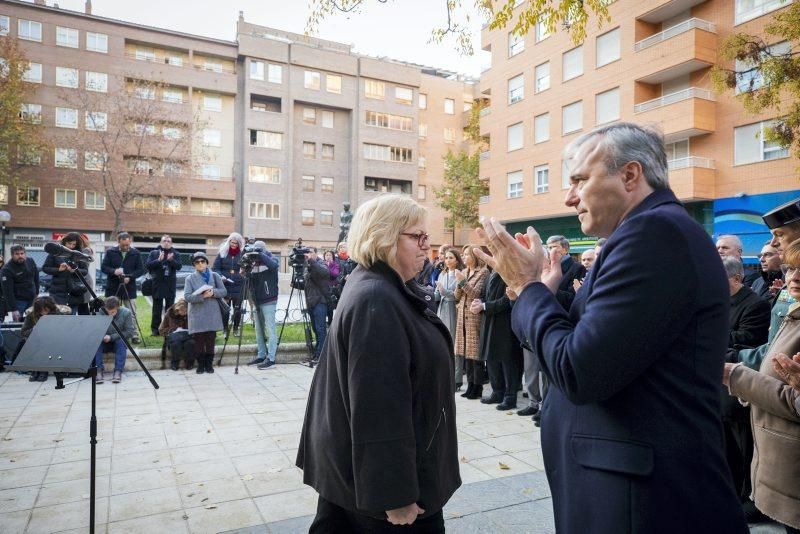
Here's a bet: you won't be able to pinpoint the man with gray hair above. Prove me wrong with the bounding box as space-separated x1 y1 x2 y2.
545 235 585 310
717 234 760 287
476 122 746 532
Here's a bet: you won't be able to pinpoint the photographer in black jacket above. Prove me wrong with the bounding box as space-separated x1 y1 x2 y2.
304 247 330 362
146 235 182 336
1 245 40 322
101 232 145 309
42 232 89 314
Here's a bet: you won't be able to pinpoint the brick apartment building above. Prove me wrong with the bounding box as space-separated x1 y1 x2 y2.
478 0 798 257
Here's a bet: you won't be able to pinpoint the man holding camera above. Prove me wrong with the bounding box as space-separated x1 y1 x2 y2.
304 247 330 362
239 241 280 369
102 232 145 313
146 235 182 337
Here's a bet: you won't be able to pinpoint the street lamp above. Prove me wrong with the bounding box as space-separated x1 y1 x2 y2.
0 211 10 259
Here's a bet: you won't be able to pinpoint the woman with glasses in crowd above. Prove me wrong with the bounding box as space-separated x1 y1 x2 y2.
724 239 800 534
435 248 465 389
185 252 227 375
454 244 490 399
298 195 460 532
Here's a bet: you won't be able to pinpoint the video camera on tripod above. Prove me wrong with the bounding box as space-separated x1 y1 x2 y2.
238 243 261 272
288 238 311 290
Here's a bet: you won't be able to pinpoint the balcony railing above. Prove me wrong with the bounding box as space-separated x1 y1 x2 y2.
668 156 715 170
478 195 490 204
479 107 492 117
479 150 491 160
634 18 716 52
124 52 236 74
634 87 715 113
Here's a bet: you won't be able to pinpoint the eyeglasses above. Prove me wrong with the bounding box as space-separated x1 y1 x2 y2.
193 259 207 265
400 232 430 248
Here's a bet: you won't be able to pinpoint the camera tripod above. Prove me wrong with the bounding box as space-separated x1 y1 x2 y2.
114 277 147 348
276 278 316 369
217 267 257 374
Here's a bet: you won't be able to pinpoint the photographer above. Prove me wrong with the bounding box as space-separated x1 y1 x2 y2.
42 233 90 314
239 241 280 368
101 232 144 312
146 235 182 337
304 247 331 363
213 232 245 336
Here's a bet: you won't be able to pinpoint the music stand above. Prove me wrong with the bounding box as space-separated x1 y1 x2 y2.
10 315 113 534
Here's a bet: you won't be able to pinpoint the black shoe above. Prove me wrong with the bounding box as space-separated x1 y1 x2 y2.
247 357 265 366
517 405 539 417
196 364 205 374
455 383 463 392
522 392 529 398
496 401 517 411
38 373 48 382
257 360 275 370
466 385 483 400
205 355 214 374
460 384 474 398
151 329 160 337
480 392 503 404
29 373 38 382
742 500 768 523
532 411 541 427
170 361 179 371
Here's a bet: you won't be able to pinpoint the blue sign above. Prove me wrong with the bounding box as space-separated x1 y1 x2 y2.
714 190 800 256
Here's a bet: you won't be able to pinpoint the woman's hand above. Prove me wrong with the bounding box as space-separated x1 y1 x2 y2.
386 503 425 525
454 269 466 281
505 288 518 301
202 289 214 299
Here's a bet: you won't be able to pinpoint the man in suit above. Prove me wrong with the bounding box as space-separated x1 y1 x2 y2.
476 122 746 533
546 235 585 311
146 234 182 336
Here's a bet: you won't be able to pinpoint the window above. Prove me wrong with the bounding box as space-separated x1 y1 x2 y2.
596 87 620 125
363 143 413 163
162 88 183 103
165 52 183 67
0 185 6 204
736 41 790 93
202 164 221 180
203 95 222 112
85 191 106 210
419 93 427 109
302 209 315 225
135 47 156 62
0 16 9 36
322 110 334 128
134 85 155 100
507 171 523 198
248 165 280 183
418 156 426 169
321 176 334 193
395 87 413 105
56 67 79 88
56 107 78 129
562 101 583 135
320 210 334 227
250 60 264 80
665 139 689 162
417 185 427 200
563 45 583 81
250 130 282 149
202 59 222 73
365 111 413 131
85 111 107 131
203 129 222 147
85 151 106 171
56 27 79 48
201 201 222 216
249 202 280 220
304 70 321 90
163 161 182 175
534 113 550 143
507 122 524 152
18 20 42 41
251 96 281 113
86 32 108 53
322 144 335 160
534 62 550 93
134 123 156 136
734 119 790 164
303 107 316 124
562 159 572 189
268 64 282 83
735 0 791 24
444 128 455 144
55 189 77 208
18 146 40 166
364 177 412 194
302 175 315 192
127 157 152 174
596 28 621 68
535 165 549 194
85 71 108 92
508 31 524 57
20 103 42 124
364 79 385 99
23 62 42 83
535 19 550 42
444 98 455 115
419 123 428 138
327 74 342 94
303 142 316 159
508 74 524 104
17 187 40 206
162 126 183 140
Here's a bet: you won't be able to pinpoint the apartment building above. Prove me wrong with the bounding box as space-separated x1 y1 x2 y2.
478 0 799 255
236 17 477 250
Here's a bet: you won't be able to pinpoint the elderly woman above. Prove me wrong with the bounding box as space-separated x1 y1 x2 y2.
724 240 800 533
297 195 461 532
185 252 227 374
454 244 490 399
435 248 465 388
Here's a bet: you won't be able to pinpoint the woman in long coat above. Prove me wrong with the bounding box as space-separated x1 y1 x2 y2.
212 232 244 334
185 252 227 374
454 245 489 400
435 248 465 388
41 232 90 312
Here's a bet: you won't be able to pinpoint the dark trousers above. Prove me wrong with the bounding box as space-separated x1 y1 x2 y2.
192 331 216 359
464 359 485 386
229 295 243 330
310 496 445 534
151 295 175 330
487 353 523 404
310 302 328 358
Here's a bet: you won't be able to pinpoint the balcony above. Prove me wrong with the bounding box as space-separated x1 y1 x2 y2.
123 53 237 94
634 88 716 141
479 107 492 117
637 0 708 24
668 158 716 200
479 150 491 161
634 19 716 84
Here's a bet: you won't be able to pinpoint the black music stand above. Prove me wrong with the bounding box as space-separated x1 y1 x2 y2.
10 315 112 534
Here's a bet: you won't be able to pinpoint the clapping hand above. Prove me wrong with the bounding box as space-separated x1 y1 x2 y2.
454 269 466 282
505 288 518 301
469 298 483 315
773 352 800 390
573 278 583 291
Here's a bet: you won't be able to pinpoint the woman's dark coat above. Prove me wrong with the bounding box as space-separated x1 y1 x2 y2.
478 271 522 363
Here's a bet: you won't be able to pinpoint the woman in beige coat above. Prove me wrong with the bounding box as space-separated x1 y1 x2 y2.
724 240 800 533
454 245 489 400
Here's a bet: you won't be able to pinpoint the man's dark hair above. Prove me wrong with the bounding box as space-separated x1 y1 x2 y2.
105 296 120 310
547 235 570 251
117 232 131 241
10 244 24 254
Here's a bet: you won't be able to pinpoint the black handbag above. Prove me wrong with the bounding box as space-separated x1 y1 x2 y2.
141 277 154 297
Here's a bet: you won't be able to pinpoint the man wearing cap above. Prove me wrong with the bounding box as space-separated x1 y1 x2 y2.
240 241 280 369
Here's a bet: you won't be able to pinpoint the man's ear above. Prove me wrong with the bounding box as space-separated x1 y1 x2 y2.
621 161 645 192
